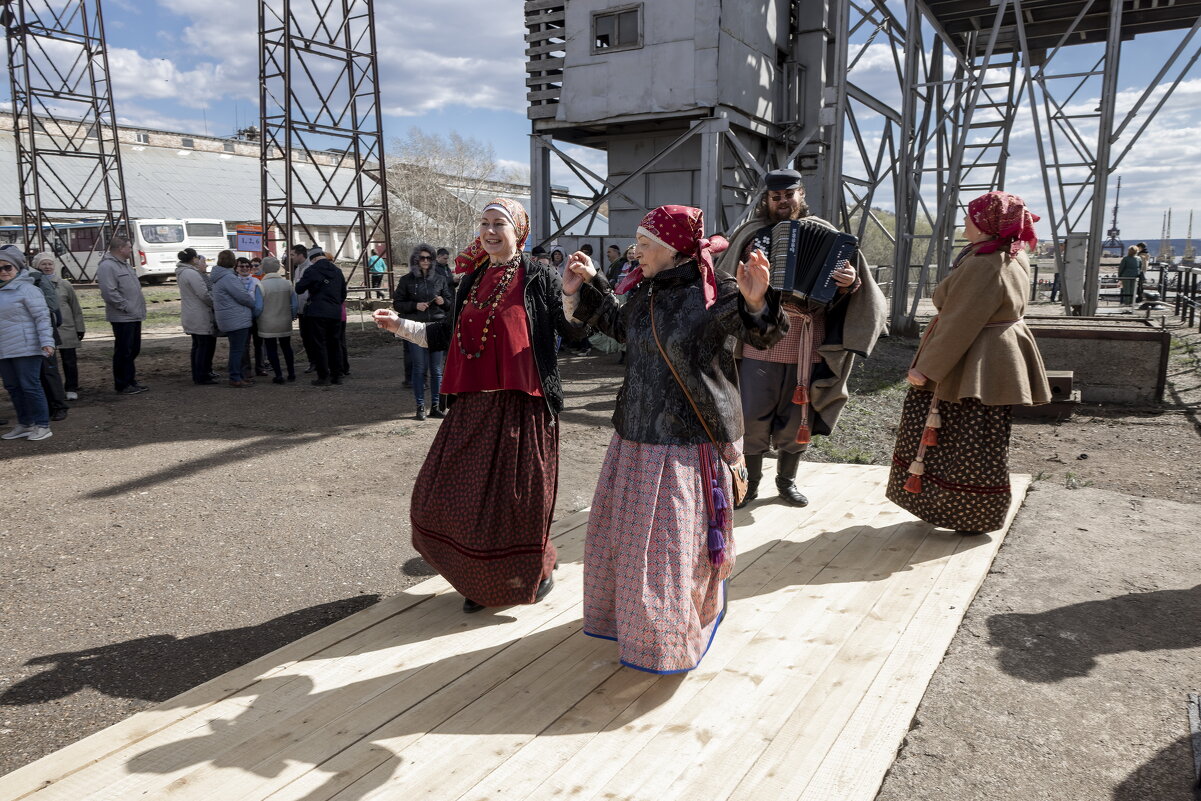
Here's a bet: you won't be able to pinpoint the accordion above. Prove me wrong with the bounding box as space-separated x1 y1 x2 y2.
767 220 859 308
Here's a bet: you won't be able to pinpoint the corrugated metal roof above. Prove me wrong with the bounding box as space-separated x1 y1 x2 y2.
0 138 362 226
0 137 606 234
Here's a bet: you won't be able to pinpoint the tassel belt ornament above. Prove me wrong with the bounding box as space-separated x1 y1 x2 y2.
904 392 942 494
699 443 729 566
791 311 815 445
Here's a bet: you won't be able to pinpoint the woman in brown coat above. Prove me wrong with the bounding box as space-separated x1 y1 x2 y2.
886 191 1051 534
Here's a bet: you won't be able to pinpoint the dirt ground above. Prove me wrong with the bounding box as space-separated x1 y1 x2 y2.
1 294 1199 798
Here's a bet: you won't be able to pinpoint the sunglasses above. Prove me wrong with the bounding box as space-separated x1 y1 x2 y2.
419 256 432 261
0 264 17 271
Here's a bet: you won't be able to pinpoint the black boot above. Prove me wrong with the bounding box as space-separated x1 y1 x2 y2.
735 454 763 509
775 451 810 507
414 404 426 421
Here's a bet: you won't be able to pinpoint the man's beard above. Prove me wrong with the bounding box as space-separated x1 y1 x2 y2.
770 203 801 222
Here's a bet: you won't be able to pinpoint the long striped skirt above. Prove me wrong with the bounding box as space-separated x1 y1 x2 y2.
411 390 559 607
886 387 1013 532
583 433 736 674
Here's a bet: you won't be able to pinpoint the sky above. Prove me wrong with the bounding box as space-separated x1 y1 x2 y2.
15 0 1201 241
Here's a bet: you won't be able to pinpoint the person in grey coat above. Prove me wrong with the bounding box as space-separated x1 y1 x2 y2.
33 252 85 400
0 249 55 441
209 250 260 387
176 247 219 385
257 256 298 383
96 235 148 394
30 252 79 414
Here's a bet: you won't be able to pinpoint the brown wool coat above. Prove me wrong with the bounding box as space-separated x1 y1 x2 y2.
913 248 1051 406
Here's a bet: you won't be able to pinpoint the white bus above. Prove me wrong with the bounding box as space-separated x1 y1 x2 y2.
183 219 230 263
131 219 187 282
0 219 187 282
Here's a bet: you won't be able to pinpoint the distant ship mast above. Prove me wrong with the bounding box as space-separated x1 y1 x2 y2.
1101 175 1123 256
1157 208 1174 261
1184 211 1196 265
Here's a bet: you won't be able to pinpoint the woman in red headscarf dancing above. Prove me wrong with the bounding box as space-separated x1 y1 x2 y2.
373 198 586 612
563 205 786 673
886 191 1051 535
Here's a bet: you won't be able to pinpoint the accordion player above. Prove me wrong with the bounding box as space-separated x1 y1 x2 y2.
767 219 859 309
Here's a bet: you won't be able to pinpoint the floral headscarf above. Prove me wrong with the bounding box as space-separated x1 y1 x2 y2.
624 205 729 307
966 191 1040 257
455 198 531 274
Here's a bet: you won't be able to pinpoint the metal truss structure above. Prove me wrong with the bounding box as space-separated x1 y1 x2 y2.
259 0 391 286
526 0 1201 334
3 0 129 281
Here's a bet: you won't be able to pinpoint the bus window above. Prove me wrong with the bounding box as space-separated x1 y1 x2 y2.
185 221 225 238
138 223 185 245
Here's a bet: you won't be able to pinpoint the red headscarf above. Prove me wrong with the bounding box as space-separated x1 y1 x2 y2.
455 198 531 274
966 191 1040 257
623 205 729 308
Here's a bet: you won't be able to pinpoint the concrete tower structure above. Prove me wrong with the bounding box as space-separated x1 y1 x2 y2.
526 0 817 246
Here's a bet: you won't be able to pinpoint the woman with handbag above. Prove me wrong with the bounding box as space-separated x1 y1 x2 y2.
563 204 785 673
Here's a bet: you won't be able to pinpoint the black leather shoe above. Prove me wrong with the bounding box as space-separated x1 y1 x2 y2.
415 405 426 421
463 597 485 613
429 408 444 419
534 575 554 602
775 479 809 506
775 451 810 507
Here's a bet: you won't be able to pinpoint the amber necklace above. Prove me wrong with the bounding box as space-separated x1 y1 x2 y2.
456 256 522 359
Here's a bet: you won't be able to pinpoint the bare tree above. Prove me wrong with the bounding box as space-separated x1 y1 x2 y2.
386 128 499 260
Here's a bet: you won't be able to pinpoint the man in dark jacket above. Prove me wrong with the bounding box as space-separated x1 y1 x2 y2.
393 243 453 419
294 247 347 386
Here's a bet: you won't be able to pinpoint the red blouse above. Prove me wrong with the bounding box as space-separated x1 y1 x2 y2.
441 263 543 397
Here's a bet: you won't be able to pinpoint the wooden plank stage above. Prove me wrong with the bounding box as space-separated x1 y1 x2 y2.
0 463 1030 801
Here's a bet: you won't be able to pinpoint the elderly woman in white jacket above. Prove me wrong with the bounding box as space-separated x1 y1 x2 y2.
0 249 55 441
175 247 219 385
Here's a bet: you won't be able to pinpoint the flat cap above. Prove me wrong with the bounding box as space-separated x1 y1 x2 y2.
764 169 804 191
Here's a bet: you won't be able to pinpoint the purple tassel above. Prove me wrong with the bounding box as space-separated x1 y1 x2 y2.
707 522 726 566
711 478 729 512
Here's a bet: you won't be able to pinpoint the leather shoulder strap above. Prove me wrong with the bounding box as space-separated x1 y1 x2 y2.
650 290 720 449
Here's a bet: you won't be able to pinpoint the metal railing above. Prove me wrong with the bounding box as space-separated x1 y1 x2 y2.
1170 268 1201 330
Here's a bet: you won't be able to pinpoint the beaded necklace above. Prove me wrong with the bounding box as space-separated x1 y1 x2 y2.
456 256 522 359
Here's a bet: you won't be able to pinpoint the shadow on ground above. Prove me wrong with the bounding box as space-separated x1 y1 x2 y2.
0 595 380 706
987 584 1201 682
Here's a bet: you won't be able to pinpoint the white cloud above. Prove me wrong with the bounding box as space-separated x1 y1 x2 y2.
129 0 526 118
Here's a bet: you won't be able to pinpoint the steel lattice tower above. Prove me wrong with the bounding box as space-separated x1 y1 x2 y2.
259 0 392 288
3 0 130 280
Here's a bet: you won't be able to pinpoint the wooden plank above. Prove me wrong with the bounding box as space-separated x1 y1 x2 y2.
795 475 1031 801
0 512 590 801
504 468 899 801
525 56 565 73
0 468 1031 801
588 493 938 800
720 526 963 801
69 524 595 801
284 465 865 801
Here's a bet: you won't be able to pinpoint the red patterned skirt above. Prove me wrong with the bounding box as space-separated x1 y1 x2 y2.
410 390 559 606
886 387 1012 532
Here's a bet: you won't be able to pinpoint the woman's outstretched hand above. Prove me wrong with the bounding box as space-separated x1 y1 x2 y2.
562 252 596 296
372 308 401 334
737 249 771 313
